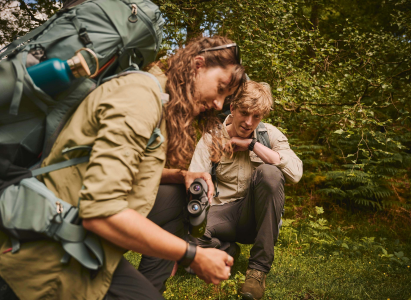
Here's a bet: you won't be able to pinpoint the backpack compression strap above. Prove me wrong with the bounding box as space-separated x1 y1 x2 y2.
31 156 89 176
29 150 104 270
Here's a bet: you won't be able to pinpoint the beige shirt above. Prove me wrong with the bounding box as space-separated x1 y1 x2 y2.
0 72 167 300
189 115 303 205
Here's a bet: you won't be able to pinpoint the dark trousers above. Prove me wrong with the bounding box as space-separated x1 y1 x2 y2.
204 164 285 273
137 184 186 292
106 183 186 299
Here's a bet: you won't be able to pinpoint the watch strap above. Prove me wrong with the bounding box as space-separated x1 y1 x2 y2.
248 138 257 151
177 242 197 267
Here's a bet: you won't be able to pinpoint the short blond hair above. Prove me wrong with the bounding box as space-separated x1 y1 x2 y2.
230 81 273 117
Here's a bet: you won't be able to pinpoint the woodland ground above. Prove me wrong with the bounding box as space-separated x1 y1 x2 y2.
125 203 411 300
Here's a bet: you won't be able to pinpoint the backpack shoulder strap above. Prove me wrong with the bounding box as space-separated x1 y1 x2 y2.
256 122 271 149
210 162 219 197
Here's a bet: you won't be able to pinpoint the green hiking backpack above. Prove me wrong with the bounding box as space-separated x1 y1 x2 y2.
0 0 164 168
0 0 165 269
0 70 166 271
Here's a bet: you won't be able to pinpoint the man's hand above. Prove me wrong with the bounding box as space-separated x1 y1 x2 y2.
190 247 233 284
229 137 252 152
184 171 215 203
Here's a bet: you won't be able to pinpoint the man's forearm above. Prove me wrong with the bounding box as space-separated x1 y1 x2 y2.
83 208 186 261
161 168 187 184
253 141 281 165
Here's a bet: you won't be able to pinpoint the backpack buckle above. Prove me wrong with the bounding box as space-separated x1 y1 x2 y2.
78 28 92 47
56 201 64 214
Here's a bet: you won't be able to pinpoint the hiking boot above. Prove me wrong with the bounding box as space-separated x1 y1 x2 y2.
239 268 267 300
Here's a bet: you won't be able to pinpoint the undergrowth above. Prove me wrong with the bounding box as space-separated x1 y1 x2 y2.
125 206 411 299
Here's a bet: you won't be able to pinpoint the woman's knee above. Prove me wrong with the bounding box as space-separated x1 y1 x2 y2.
147 184 186 226
156 184 186 206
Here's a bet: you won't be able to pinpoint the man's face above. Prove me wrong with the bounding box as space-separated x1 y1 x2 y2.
230 104 263 138
193 58 237 116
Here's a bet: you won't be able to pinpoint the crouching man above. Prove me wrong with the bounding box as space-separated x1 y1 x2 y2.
188 81 303 299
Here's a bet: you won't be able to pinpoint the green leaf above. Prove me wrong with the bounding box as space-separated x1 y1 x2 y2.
395 251 404 258
315 206 324 215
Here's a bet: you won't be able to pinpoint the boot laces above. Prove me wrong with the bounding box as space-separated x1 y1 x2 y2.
246 269 265 283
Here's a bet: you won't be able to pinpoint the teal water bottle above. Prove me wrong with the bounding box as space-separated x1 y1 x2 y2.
27 52 91 96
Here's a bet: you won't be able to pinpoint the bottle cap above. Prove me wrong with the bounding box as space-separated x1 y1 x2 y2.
67 52 91 78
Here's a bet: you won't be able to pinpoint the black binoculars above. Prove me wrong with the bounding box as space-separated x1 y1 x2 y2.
187 178 210 238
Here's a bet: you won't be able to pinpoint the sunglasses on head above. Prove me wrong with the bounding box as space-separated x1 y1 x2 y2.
198 43 242 65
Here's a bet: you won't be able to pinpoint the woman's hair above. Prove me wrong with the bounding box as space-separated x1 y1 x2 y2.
165 36 246 168
231 81 273 117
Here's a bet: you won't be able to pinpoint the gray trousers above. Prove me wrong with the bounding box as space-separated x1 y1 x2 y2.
204 164 285 273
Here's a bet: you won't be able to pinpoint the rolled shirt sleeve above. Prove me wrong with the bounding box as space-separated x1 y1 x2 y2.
188 135 212 173
79 74 162 219
265 123 303 183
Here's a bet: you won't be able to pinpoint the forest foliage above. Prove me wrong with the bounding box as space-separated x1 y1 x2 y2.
1 0 411 212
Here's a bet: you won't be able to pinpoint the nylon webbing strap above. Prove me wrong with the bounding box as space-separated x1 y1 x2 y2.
56 218 87 242
9 60 24 115
31 156 89 177
69 12 93 48
210 162 219 197
57 207 103 270
256 122 271 148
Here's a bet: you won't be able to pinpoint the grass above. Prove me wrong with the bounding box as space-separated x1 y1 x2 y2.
125 206 411 300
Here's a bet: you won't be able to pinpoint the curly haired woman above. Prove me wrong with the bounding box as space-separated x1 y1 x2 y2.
0 36 245 300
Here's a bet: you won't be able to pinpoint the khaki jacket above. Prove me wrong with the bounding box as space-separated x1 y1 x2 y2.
189 115 303 205
0 72 167 300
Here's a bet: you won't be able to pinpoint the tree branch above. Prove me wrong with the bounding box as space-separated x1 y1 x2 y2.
301 102 357 107
18 0 43 23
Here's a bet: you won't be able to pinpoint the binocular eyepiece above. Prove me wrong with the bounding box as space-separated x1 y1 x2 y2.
187 178 210 238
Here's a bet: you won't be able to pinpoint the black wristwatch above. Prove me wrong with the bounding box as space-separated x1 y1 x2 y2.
248 138 257 151
177 242 197 267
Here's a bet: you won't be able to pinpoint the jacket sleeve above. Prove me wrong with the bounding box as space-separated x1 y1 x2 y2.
79 75 162 219
265 123 303 184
